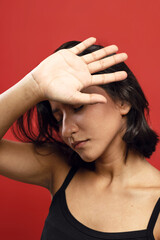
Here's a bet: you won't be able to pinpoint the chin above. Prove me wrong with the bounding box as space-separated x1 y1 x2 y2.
78 151 100 163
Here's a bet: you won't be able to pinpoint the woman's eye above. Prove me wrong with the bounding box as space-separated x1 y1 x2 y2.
54 105 84 126
73 105 84 111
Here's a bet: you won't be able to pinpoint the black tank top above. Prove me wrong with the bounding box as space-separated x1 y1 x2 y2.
41 166 160 240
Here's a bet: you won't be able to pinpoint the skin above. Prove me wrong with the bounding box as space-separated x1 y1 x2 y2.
49 85 149 189
45 39 160 237
49 86 160 238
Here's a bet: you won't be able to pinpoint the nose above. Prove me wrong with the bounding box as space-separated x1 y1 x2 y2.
61 114 79 139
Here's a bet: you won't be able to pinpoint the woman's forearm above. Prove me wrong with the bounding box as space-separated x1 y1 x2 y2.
0 73 44 140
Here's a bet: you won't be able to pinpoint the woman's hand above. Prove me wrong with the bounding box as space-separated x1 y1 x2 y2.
31 37 128 104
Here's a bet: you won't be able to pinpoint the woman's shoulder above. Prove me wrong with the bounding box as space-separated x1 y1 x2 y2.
145 161 160 186
138 160 160 196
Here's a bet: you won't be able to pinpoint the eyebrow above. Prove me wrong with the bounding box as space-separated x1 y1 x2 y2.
52 104 77 115
52 104 74 114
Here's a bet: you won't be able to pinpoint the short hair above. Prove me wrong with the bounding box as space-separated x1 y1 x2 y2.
12 40 159 170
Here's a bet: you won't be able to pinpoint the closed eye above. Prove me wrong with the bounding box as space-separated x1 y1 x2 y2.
54 105 84 126
73 105 84 111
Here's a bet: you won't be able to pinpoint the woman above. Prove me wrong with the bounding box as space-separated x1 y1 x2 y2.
0 37 160 239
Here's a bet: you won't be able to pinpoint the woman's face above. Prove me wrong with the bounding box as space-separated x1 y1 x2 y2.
49 86 127 162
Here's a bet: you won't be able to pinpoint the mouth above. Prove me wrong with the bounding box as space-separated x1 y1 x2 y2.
72 139 89 149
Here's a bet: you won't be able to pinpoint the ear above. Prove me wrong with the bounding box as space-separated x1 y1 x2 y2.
117 101 131 116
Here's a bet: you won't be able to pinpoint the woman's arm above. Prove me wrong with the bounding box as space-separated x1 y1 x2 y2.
0 73 42 139
0 37 128 192
0 73 65 192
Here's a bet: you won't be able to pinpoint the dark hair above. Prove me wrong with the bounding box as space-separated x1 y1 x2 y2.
11 40 159 170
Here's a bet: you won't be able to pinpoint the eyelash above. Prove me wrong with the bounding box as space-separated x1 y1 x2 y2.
73 105 84 112
55 105 84 125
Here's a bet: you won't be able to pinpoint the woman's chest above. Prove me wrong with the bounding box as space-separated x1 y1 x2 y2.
66 185 152 230
51 165 160 239
64 178 160 239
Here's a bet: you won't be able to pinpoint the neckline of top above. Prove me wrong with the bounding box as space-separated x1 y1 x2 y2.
59 165 160 239
60 190 160 239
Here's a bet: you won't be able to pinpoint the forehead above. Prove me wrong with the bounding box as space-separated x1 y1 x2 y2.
49 86 109 109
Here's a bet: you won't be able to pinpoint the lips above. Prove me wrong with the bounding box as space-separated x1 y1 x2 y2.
72 139 89 149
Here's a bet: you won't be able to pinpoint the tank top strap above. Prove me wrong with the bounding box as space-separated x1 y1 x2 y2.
60 165 79 191
147 197 160 232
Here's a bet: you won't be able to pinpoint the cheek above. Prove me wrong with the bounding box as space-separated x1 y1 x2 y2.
85 104 122 132
75 98 126 162
103 112 122 132
88 108 123 155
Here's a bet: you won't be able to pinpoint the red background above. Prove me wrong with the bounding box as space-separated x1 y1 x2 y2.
0 0 160 239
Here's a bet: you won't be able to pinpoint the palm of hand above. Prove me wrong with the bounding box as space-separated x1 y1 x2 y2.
32 37 128 105
47 49 92 103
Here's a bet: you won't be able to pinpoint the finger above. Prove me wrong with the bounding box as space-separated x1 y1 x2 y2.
88 71 128 86
88 53 128 74
69 37 97 55
72 91 107 105
81 45 118 64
